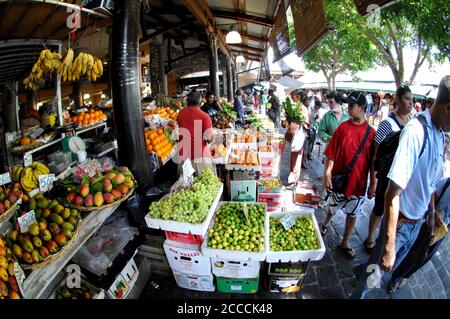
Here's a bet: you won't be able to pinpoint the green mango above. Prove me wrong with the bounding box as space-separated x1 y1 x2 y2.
37 199 49 209
48 199 59 209
49 213 64 225
67 216 78 226
28 198 37 211
62 222 74 232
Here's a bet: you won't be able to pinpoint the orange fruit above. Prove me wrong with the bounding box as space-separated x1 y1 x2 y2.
82 119 89 125
147 145 153 152
151 139 158 147
146 139 151 146
89 108 94 113
72 116 78 122
79 112 85 117
157 128 163 135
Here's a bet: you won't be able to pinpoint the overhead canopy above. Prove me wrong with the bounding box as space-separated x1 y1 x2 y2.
277 75 304 89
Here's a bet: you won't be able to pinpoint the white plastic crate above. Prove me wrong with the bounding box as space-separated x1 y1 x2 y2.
201 202 268 261
145 183 223 235
265 210 326 263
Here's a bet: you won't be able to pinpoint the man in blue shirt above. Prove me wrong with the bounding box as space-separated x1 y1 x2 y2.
234 89 245 123
351 75 450 299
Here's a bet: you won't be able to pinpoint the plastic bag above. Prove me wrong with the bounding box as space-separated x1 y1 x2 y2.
97 157 115 172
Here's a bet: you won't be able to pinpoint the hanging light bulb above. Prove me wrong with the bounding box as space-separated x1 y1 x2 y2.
236 55 245 64
83 93 91 100
226 24 242 44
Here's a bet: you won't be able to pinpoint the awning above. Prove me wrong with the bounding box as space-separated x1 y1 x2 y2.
277 75 304 89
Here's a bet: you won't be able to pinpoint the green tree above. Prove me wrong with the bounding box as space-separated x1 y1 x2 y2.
356 0 450 86
289 0 378 90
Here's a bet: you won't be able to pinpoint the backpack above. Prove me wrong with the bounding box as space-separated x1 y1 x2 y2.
374 114 428 178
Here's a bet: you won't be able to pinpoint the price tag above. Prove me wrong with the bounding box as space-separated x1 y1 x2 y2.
30 128 44 139
243 202 249 220
17 210 37 233
38 174 55 192
14 262 27 298
0 172 11 185
182 159 195 178
23 153 33 167
280 214 297 231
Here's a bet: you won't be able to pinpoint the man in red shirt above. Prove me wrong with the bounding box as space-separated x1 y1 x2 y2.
320 91 377 259
177 91 215 174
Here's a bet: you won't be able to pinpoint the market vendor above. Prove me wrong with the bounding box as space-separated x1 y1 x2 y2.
201 91 222 118
177 91 216 175
19 104 41 129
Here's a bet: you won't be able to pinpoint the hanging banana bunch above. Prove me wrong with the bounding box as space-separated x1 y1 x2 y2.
23 49 62 90
23 48 104 89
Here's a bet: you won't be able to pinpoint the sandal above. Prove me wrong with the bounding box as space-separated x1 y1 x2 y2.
364 239 375 255
388 279 407 294
337 245 356 260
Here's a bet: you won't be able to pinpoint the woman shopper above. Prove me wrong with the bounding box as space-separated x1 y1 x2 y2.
363 86 414 254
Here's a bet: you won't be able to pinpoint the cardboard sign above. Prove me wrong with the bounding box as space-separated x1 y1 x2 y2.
182 159 195 185
18 210 37 233
0 172 11 185
14 262 26 298
280 214 296 231
85 159 102 177
23 153 33 167
38 174 55 192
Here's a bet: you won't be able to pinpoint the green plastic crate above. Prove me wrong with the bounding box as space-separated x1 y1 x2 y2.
216 276 259 294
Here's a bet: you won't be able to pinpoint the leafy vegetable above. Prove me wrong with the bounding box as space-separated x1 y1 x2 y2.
283 97 306 124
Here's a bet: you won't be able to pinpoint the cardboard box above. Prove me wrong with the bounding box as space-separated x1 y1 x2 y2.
258 192 283 209
230 180 257 202
163 240 212 276
211 258 261 278
232 170 260 181
294 183 321 206
216 276 259 294
268 275 303 294
165 231 203 246
107 253 139 299
173 271 215 292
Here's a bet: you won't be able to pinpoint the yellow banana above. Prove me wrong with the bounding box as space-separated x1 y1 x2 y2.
92 70 97 82
97 59 103 75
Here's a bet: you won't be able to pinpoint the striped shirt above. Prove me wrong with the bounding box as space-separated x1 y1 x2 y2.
374 113 408 145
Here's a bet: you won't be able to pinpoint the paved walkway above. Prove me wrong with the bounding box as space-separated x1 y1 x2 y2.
280 141 449 299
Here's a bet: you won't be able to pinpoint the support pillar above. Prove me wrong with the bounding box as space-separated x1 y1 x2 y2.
4 81 18 132
149 35 167 96
111 0 153 187
226 56 233 101
207 33 220 100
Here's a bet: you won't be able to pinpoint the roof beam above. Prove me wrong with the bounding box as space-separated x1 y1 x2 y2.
179 0 231 56
231 49 262 58
212 10 274 28
140 19 195 46
228 44 264 53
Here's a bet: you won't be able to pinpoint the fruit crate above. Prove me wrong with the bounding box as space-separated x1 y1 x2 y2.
200 201 268 262
165 231 203 246
257 178 282 194
216 276 259 294
264 210 326 263
145 183 223 236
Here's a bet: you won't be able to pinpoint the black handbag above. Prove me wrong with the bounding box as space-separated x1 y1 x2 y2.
331 126 372 194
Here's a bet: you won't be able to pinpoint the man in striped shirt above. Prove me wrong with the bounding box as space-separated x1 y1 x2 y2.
363 86 414 254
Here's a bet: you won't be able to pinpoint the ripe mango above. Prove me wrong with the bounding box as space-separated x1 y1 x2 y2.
39 247 50 258
49 213 64 225
62 222 74 232
103 193 114 204
79 184 90 198
22 239 34 253
12 244 22 259
37 198 49 209
48 199 59 209
42 208 52 218
40 229 52 242
28 224 40 236
112 173 125 185
49 223 61 236
9 291 20 299
0 267 8 282
74 196 84 207
0 256 6 269
105 172 116 180
102 179 112 193
118 185 129 195
66 193 76 203
0 280 8 297
84 194 94 207
38 219 48 231
94 192 104 207
122 176 134 189
54 234 67 246
62 208 71 219
8 230 18 242
8 276 19 293
111 189 122 200
32 237 42 248
31 249 42 263
47 240 58 254
117 166 132 176
22 251 33 264
67 216 78 226
54 204 64 215
7 263 14 277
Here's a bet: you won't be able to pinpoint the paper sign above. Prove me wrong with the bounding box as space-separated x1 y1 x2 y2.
30 128 44 139
243 202 249 220
0 172 11 185
38 174 55 192
280 214 297 231
85 159 102 177
182 159 195 179
23 154 33 167
18 210 37 233
14 262 27 298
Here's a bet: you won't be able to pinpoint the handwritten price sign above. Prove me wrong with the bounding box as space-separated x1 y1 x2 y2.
280 214 297 231
23 153 33 167
38 174 55 192
0 172 11 185
18 210 37 233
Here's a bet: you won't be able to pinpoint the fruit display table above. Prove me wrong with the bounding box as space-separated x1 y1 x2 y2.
21 203 121 299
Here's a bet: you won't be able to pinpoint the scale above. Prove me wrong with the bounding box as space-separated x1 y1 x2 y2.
64 136 87 162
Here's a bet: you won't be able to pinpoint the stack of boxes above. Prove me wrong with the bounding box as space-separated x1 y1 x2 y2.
212 258 261 294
